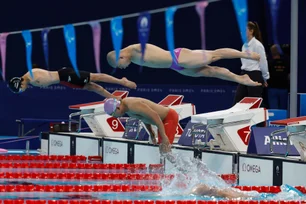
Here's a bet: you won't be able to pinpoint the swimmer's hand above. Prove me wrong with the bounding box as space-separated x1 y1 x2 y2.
159 137 171 154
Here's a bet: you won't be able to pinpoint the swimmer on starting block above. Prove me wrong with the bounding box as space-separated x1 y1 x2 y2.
107 43 262 86
8 67 137 99
103 97 177 153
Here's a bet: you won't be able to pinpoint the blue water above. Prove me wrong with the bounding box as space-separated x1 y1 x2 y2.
0 185 303 201
0 179 160 186
0 152 303 201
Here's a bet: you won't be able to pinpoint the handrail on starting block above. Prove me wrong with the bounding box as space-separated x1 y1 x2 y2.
68 91 129 136
269 116 306 157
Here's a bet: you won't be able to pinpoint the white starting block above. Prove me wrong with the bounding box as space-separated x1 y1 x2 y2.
68 91 129 137
270 116 306 160
191 97 268 152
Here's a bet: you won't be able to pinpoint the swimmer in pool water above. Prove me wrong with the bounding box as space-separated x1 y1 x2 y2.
107 43 262 86
8 67 137 100
188 183 253 199
188 183 304 199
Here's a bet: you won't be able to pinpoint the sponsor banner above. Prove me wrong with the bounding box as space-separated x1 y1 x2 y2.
75 137 100 157
201 152 234 174
103 141 128 164
122 119 149 141
178 121 213 146
283 162 306 186
49 134 70 155
239 156 273 186
247 127 299 156
134 144 161 165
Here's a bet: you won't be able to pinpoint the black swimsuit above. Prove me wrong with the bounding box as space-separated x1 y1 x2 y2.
57 67 90 88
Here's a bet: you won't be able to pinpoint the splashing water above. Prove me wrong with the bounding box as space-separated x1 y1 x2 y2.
157 152 305 200
159 152 230 196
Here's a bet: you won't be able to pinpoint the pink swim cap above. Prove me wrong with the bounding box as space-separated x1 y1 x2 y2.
104 98 121 115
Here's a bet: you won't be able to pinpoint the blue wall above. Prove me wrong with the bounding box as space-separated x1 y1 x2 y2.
0 0 305 135
0 83 237 135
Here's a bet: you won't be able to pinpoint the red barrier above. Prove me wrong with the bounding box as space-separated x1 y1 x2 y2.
0 200 304 204
0 185 163 192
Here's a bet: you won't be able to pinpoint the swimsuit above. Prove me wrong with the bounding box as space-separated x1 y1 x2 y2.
157 108 179 144
169 48 185 71
58 67 90 88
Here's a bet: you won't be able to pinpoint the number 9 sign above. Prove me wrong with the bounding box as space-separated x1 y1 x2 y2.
112 119 119 130
106 117 125 132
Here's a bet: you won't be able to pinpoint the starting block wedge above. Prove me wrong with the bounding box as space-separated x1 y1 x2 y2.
270 116 306 159
158 95 196 137
158 95 196 120
190 97 268 152
68 91 129 137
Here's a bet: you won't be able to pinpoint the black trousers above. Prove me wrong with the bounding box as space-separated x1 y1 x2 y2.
234 70 266 127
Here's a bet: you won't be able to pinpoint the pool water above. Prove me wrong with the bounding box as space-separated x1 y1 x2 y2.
0 185 303 201
0 153 304 202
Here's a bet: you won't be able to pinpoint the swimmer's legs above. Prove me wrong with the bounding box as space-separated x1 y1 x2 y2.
196 66 262 86
83 82 120 99
90 73 137 89
207 48 260 62
178 48 260 69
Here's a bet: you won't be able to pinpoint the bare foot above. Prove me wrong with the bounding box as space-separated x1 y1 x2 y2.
240 74 262 86
244 51 260 61
122 77 137 89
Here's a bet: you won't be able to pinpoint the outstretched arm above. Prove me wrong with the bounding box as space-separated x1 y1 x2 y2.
144 123 157 144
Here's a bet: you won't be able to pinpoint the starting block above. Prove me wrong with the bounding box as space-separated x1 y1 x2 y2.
190 97 268 152
68 91 129 137
270 116 306 160
159 95 196 136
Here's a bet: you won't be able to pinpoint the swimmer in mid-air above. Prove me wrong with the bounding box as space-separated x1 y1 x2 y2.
8 67 137 99
107 43 262 86
103 96 178 154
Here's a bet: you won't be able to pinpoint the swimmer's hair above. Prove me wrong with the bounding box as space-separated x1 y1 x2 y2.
247 21 263 43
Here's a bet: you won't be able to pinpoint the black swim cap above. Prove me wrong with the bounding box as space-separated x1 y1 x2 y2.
8 77 23 93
